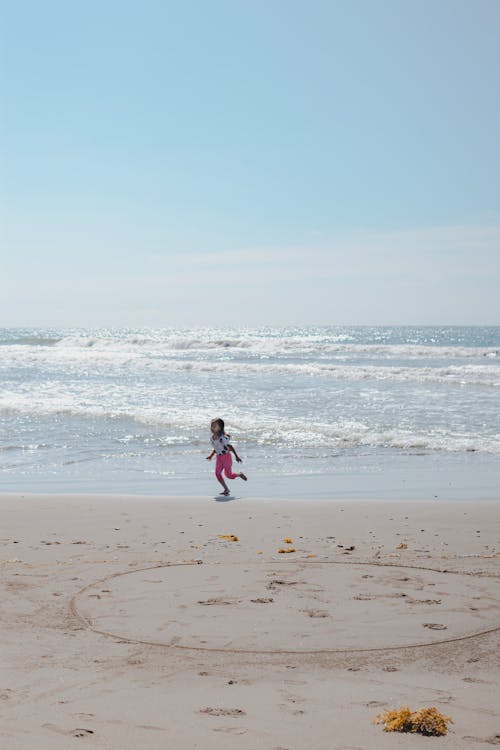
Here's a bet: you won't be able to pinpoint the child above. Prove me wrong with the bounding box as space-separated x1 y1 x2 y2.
206 418 247 496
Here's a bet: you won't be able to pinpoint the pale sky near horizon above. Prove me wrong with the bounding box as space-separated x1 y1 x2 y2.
1 0 499 327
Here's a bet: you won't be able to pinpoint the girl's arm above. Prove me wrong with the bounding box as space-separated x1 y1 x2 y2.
229 445 242 462
206 450 216 460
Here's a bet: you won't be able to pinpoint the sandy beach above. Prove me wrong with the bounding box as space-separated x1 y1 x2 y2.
0 493 499 749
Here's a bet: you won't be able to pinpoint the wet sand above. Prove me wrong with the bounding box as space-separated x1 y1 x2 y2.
1 493 499 748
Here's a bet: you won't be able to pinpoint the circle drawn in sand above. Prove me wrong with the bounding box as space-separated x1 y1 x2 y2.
70 561 500 654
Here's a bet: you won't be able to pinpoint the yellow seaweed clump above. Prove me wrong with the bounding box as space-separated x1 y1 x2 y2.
374 706 414 733
373 706 453 736
278 547 296 554
411 707 453 736
219 534 239 542
283 537 293 544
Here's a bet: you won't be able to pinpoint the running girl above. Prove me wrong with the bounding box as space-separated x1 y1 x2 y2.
206 418 247 495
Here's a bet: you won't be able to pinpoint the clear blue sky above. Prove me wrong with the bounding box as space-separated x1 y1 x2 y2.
1 0 499 326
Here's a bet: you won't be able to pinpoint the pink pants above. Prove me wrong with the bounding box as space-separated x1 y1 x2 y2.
215 453 239 481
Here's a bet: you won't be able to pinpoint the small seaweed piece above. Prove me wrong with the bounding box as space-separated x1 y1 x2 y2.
278 547 296 554
219 534 239 542
373 706 453 736
283 537 293 544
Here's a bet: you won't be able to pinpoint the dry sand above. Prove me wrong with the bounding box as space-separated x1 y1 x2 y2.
1 493 499 749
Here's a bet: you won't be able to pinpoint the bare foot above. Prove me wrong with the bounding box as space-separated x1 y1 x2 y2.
239 473 247 481
219 490 230 496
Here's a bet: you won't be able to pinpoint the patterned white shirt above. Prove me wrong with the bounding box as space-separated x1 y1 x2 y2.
210 433 231 455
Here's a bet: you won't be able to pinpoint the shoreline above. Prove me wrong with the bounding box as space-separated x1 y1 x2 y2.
3 450 500 501
1 491 499 503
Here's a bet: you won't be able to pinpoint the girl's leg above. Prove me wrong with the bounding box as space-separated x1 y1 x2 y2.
215 455 230 494
223 453 247 481
222 453 239 479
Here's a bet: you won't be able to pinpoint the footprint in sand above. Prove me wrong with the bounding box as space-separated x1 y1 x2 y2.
72 729 95 738
43 724 95 738
423 622 448 630
278 703 307 716
266 579 300 590
212 726 247 734
462 735 500 745
199 707 246 717
304 608 328 618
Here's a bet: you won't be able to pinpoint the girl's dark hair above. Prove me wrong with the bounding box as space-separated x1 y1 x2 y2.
211 417 225 434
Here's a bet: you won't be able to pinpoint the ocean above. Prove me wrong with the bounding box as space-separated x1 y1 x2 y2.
1 325 499 499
